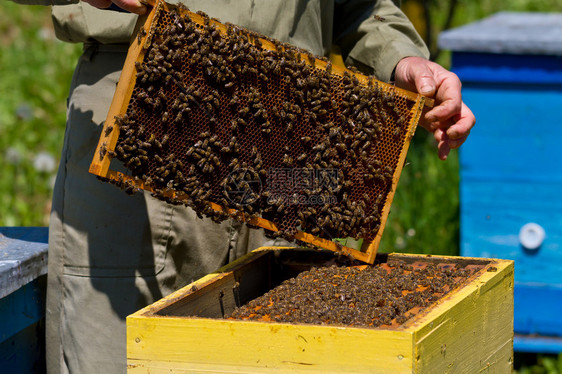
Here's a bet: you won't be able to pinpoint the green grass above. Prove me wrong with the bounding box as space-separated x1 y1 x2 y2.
451 0 562 23
516 353 562 374
379 131 460 256
0 2 81 226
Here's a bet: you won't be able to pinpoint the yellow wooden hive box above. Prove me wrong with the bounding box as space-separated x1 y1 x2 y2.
127 248 514 373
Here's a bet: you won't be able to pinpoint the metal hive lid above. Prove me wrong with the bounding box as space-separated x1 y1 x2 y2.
438 12 562 56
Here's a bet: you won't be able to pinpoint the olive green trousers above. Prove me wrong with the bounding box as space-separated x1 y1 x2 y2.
46 44 285 374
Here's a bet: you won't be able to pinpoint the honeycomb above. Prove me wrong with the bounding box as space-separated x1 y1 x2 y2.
90 0 430 262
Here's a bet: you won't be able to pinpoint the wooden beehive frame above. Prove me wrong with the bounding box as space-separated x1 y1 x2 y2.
89 0 431 264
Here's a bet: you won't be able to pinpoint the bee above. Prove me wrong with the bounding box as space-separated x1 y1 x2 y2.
98 142 108 161
254 109 264 118
159 110 172 123
104 125 114 137
330 142 346 155
137 27 147 44
161 134 170 147
282 154 293 166
132 156 142 168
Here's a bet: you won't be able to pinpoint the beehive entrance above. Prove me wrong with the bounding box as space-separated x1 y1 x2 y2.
89 0 431 263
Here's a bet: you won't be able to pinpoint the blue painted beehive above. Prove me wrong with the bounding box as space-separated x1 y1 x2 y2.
439 12 562 353
0 227 48 372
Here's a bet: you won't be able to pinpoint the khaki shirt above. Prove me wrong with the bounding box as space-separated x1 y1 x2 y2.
21 0 428 82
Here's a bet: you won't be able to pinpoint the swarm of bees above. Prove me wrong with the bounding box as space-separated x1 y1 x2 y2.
226 261 476 327
108 4 416 243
